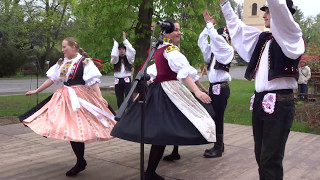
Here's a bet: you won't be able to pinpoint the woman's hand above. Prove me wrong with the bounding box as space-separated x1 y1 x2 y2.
99 97 108 107
25 90 37 96
195 91 211 104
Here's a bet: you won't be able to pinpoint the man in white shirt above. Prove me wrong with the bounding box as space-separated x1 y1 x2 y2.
111 32 136 108
220 0 304 179
198 10 234 158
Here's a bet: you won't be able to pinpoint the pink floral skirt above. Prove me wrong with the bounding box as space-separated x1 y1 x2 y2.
23 85 116 142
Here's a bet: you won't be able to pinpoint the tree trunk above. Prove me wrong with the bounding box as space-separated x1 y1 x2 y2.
133 0 153 78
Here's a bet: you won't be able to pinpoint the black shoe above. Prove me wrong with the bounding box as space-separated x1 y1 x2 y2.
203 147 223 158
163 153 181 161
205 144 224 153
145 172 165 180
66 160 87 177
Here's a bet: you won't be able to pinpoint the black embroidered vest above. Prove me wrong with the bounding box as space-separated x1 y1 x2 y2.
113 56 132 72
64 57 86 86
245 32 301 81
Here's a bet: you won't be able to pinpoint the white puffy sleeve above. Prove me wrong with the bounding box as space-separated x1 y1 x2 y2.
110 40 119 64
46 62 63 84
146 63 157 82
267 0 305 59
221 1 261 62
198 27 212 63
123 39 136 64
164 48 199 83
83 59 102 86
207 22 234 65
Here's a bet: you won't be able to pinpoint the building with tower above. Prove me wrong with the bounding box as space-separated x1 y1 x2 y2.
243 0 266 31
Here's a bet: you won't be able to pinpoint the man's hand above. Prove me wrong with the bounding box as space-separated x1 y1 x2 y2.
203 9 215 24
220 0 227 4
123 31 126 40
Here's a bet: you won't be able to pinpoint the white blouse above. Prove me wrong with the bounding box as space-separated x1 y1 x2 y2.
110 39 136 78
198 22 234 83
46 53 102 86
154 42 200 83
221 0 305 92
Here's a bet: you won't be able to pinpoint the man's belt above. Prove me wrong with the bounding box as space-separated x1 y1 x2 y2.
211 81 229 88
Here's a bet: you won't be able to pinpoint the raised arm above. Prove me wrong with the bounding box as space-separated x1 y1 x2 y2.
267 0 305 59
123 32 136 64
198 10 213 63
220 0 261 62
110 39 119 64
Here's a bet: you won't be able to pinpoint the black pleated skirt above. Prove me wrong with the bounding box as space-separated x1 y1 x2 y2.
111 82 215 145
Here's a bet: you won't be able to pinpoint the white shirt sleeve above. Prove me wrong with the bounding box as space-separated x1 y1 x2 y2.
110 40 119 64
221 1 261 62
267 0 305 59
198 27 212 63
83 60 102 86
146 63 157 82
206 22 234 65
164 49 199 83
46 63 62 84
123 39 136 64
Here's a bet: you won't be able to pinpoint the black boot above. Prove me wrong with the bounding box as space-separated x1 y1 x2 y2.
66 159 87 177
66 141 87 177
145 171 165 180
204 134 224 158
163 146 180 161
145 145 166 180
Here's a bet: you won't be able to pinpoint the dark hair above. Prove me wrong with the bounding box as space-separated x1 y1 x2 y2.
165 19 178 24
118 43 126 51
217 27 231 44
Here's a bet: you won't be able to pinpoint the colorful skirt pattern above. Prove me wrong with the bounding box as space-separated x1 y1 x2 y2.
22 85 116 142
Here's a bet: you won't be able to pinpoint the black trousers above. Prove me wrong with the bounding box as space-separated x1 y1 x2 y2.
115 77 132 108
209 82 230 135
252 90 294 180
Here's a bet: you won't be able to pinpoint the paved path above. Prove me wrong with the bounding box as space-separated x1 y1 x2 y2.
0 76 115 96
0 123 319 180
0 67 246 96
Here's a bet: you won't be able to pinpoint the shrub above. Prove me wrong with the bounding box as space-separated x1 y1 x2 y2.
100 62 114 75
0 46 27 77
295 101 320 130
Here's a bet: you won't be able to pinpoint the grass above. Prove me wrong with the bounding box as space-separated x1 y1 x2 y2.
0 91 117 117
0 79 319 134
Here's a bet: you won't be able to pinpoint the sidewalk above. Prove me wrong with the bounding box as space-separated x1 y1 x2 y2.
0 66 247 96
0 123 319 180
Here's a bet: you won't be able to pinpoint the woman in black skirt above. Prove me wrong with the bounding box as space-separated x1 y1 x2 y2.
111 19 216 180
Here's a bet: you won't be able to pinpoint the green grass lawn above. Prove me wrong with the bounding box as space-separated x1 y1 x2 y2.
0 80 319 134
0 91 117 116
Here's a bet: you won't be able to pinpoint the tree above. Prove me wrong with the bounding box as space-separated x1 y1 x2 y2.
0 0 30 77
22 0 75 70
72 0 234 77
306 14 320 56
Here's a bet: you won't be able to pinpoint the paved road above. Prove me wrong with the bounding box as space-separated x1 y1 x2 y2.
0 67 246 96
0 76 115 96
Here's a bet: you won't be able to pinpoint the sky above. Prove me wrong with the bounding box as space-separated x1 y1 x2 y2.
234 0 320 18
